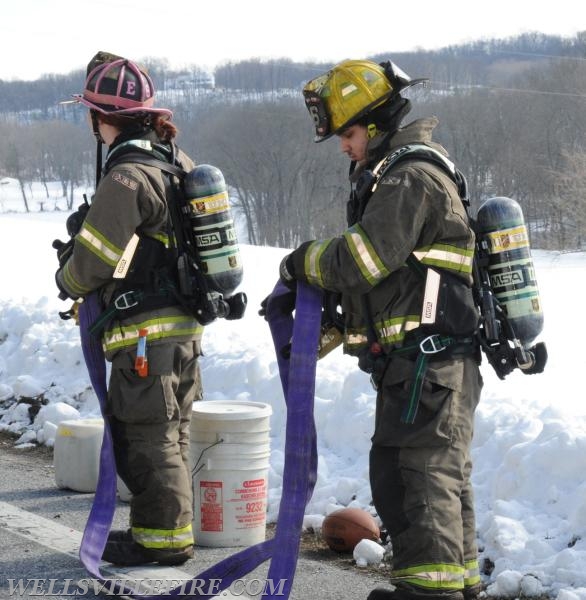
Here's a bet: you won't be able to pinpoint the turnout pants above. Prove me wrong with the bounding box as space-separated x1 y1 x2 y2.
370 354 483 595
107 340 202 550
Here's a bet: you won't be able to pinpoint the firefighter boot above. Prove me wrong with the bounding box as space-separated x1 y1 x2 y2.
367 588 465 600
102 536 194 566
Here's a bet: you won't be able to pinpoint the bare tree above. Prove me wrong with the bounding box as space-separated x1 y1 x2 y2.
0 138 30 212
43 121 92 208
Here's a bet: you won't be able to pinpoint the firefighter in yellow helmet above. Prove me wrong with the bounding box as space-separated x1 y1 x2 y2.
271 59 483 600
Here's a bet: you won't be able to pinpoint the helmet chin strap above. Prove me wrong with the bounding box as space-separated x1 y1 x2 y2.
90 110 104 143
89 110 104 188
95 140 103 188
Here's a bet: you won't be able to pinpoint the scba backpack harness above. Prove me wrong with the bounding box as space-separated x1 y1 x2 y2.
353 144 547 421
61 139 247 334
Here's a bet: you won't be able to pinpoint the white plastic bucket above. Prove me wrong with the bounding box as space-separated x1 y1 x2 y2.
190 400 272 548
54 417 131 501
54 418 103 493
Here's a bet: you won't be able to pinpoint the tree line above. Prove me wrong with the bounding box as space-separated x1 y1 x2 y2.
1 32 585 250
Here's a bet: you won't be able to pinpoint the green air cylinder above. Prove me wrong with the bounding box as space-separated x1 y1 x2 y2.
476 196 544 347
183 164 243 295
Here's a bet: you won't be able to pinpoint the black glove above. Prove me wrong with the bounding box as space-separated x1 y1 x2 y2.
520 341 548 375
279 254 296 290
52 238 74 268
66 202 90 237
278 241 314 290
259 289 297 321
55 268 72 301
322 291 343 331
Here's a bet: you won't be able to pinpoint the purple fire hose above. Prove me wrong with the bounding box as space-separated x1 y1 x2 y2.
77 280 323 598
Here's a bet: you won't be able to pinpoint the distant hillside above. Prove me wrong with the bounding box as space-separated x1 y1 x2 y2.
1 32 584 115
1 31 585 251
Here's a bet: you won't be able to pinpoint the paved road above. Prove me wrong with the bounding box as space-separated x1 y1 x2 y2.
0 434 390 599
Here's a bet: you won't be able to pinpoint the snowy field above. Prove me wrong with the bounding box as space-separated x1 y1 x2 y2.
1 179 585 598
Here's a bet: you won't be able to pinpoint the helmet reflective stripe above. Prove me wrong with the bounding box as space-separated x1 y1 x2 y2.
412 244 474 275
343 224 390 285
103 316 203 352
76 222 124 267
392 563 465 591
132 524 194 549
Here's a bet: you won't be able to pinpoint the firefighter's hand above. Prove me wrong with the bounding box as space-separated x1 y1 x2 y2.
278 254 296 290
58 300 82 324
278 241 313 290
55 268 70 301
521 342 548 375
54 266 80 302
259 289 297 320
66 203 89 237
52 238 74 267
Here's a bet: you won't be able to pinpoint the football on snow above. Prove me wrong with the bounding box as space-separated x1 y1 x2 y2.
321 507 380 552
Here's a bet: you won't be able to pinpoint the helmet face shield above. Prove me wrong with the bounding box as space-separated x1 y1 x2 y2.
303 88 331 140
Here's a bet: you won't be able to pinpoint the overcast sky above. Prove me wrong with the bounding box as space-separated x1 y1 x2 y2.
1 0 582 81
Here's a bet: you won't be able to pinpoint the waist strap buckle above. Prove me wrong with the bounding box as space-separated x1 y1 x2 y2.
114 291 139 311
419 334 450 354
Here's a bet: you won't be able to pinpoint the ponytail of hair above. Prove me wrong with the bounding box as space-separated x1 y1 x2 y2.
152 115 178 141
97 112 178 141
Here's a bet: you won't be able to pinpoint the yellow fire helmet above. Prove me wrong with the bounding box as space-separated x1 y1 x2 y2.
303 59 427 142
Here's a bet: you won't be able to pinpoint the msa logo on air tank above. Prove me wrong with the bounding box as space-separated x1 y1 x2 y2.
476 196 544 346
490 270 524 288
196 232 221 247
489 265 536 289
195 228 237 248
183 164 243 295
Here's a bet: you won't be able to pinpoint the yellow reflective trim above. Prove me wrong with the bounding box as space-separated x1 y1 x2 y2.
464 559 481 586
150 232 169 247
62 262 92 296
344 330 368 351
392 563 464 591
305 240 331 287
132 524 193 549
413 243 474 274
344 224 389 285
77 222 123 267
376 315 420 345
103 316 203 352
